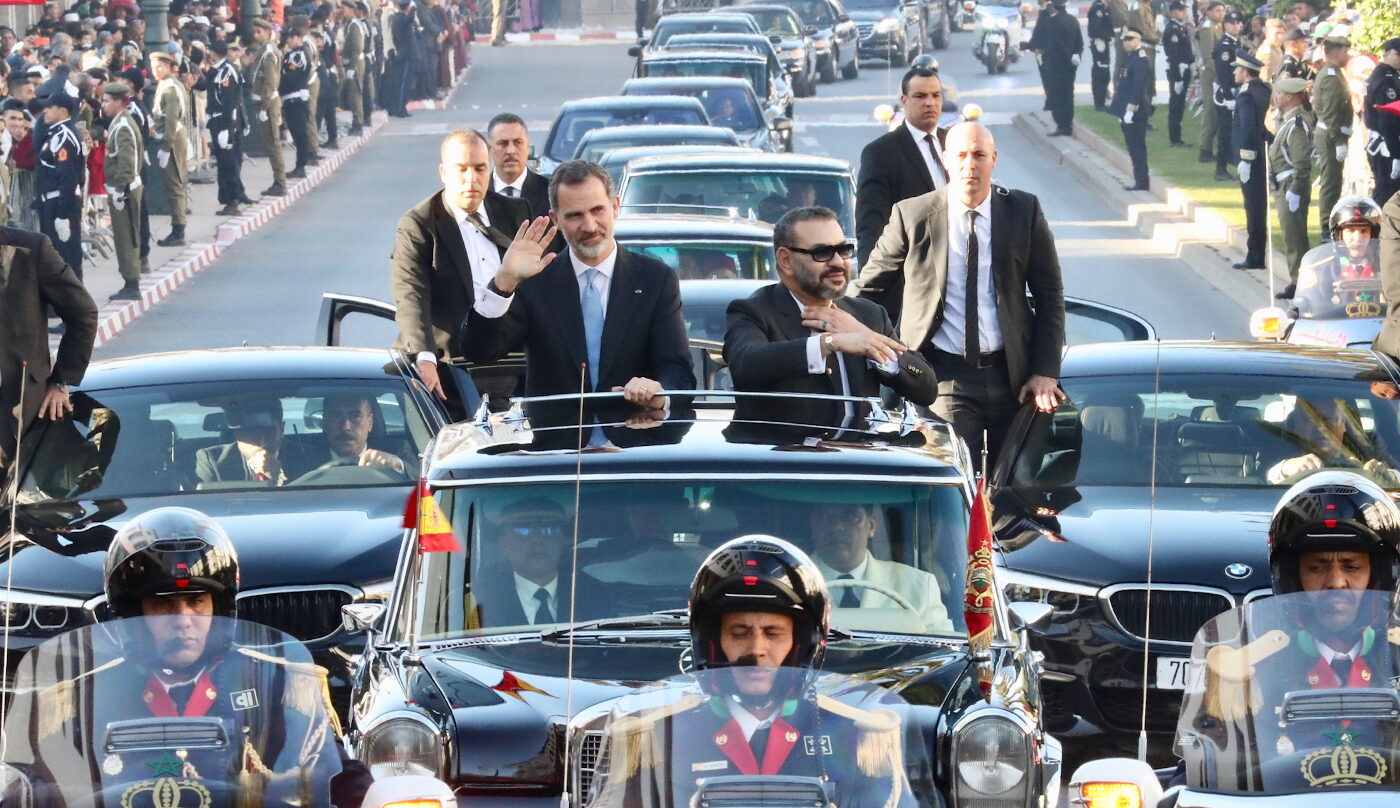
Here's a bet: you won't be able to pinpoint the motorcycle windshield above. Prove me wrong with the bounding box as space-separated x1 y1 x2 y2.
1290 242 1384 320
584 668 933 808
1175 590 1400 792
0 617 343 808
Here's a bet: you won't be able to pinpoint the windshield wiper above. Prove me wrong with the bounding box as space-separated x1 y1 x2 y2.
539 608 690 642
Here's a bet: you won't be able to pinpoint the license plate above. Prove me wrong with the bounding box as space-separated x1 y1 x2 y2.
1155 657 1202 690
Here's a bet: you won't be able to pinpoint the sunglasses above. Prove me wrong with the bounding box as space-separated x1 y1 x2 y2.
785 242 855 263
505 524 568 539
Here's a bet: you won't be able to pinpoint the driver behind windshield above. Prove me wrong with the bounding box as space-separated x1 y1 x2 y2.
194 397 312 485
588 536 918 808
808 503 952 632
319 393 411 476
1289 196 1382 318
473 497 607 627
1264 396 1400 485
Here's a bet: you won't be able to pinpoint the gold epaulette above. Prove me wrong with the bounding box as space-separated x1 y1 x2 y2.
1203 629 1288 722
815 694 901 778
37 656 126 740
235 647 337 728
606 693 704 782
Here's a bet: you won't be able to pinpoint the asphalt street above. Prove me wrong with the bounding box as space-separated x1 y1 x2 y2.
98 27 1250 360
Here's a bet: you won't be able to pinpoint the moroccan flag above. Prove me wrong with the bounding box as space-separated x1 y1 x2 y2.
1380 100 1400 118
415 481 461 553
964 480 996 656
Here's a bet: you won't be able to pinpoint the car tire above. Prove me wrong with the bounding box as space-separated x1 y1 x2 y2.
842 50 859 79
932 12 950 49
820 51 838 83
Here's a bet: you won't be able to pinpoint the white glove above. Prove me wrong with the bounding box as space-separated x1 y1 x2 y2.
1392 159 1400 180
111 192 125 211
1225 99 1236 111
1123 110 1134 124
55 219 70 242
258 109 268 122
1071 53 1080 66
1286 190 1301 212
347 69 355 78
1172 81 1183 94
157 149 170 168
1238 161 1251 183
1093 39 1105 52
217 130 231 149
1336 144 1347 162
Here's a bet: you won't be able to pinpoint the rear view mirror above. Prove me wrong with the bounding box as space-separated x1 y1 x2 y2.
627 45 642 57
805 25 818 35
837 13 850 22
769 33 782 43
342 602 386 634
773 117 794 132
1007 601 1053 634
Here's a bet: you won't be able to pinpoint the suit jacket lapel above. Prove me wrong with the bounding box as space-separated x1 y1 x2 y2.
989 191 1011 306
598 247 640 385
481 194 515 256
928 189 949 323
771 284 810 341
897 125 936 193
432 192 476 299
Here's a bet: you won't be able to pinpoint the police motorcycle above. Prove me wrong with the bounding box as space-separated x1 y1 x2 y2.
0 508 451 808
1068 471 1400 806
971 0 1025 74
1250 196 1385 349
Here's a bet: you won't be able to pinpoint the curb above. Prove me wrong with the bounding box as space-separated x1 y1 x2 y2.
1013 110 1290 306
474 30 633 44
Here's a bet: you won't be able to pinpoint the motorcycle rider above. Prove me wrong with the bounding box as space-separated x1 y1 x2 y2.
1289 196 1383 319
587 535 919 808
1 507 371 807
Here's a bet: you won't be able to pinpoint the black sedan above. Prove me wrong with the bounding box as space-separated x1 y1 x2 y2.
571 124 740 163
724 4 820 96
737 0 860 82
987 341 1400 760
0 346 452 710
846 0 925 65
537 96 710 176
622 76 788 153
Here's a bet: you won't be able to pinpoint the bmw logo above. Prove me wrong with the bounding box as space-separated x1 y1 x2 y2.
1225 563 1252 579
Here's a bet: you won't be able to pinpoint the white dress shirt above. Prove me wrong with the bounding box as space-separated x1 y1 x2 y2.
493 171 526 198
813 551 953 631
905 120 947 190
793 293 899 430
418 196 507 365
932 193 1003 355
729 701 775 741
513 572 558 625
475 241 618 319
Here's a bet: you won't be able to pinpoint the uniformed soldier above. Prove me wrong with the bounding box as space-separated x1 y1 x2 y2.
1027 0 1081 137
102 81 144 301
289 14 323 165
1233 52 1271 270
34 92 84 280
281 27 316 180
338 0 367 135
1312 37 1353 242
359 1 380 118
205 39 247 217
1363 38 1400 207
1270 77 1314 297
1289 196 1382 319
1277 27 1311 82
1196 1 1225 165
248 18 288 197
1087 0 1113 110
312 14 340 150
1110 28 1153 191
588 535 919 808
148 51 190 248
1162 1 1193 148
1212 11 1244 181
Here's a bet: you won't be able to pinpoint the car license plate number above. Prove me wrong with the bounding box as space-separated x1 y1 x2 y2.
1155 657 1201 690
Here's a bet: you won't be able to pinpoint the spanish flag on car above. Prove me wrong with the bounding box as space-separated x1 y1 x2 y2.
404 481 462 553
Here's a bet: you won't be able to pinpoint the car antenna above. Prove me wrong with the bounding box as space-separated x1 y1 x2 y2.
1136 339 1163 762
560 362 588 808
0 362 29 759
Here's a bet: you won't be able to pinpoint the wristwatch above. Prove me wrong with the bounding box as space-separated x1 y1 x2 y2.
822 334 836 351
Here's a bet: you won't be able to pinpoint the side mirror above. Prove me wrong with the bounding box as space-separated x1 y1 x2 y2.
1007 601 1053 634
342 602 386 634
627 44 642 57
805 25 818 35
837 13 850 22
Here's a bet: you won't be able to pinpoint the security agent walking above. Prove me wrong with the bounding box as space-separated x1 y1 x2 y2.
1312 37 1353 242
1028 0 1082 137
102 82 145 302
248 18 288 197
1363 38 1400 207
1233 52 1272 270
281 27 317 180
205 40 247 217
855 122 1067 464
1212 11 1245 181
1110 29 1153 192
1271 77 1314 298
149 51 190 248
1087 0 1113 110
1196 1 1226 165
1162 1 1194 148
34 92 84 280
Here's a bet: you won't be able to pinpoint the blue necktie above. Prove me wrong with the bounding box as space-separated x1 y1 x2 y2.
581 268 604 390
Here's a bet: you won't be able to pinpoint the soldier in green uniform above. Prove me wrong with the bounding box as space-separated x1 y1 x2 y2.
1197 1 1226 164
1107 0 1157 90
1312 37 1353 243
1271 76 1315 298
148 51 189 248
338 0 367 135
248 18 288 197
102 81 144 302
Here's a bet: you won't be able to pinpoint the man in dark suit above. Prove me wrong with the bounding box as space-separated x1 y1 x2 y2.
725 206 936 430
194 398 316 485
391 128 531 399
1028 0 1083 138
0 227 97 472
473 497 607 627
463 160 695 408
487 112 551 218
855 65 949 270
855 122 1066 465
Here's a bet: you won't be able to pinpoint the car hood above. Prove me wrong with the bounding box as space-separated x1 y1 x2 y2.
5 485 412 599
848 9 897 22
993 485 1278 593
420 634 971 788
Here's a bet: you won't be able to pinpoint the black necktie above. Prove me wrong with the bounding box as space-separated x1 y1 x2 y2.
750 724 771 764
924 133 947 184
837 573 861 609
965 210 981 365
532 587 554 624
503 186 517 197
465 210 514 251
1331 654 1352 685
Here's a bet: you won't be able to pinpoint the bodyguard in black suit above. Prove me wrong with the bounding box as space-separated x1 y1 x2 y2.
487 112 551 217
725 207 936 430
855 65 949 270
463 160 695 407
391 129 531 397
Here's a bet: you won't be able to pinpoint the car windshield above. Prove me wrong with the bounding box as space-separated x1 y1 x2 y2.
632 86 762 132
627 242 775 281
1288 242 1384 320
575 130 738 162
842 0 894 9
17 380 431 501
743 8 802 36
654 19 755 47
646 60 769 99
1005 373 1400 491
622 170 854 232
769 0 834 26
408 480 969 640
547 106 708 161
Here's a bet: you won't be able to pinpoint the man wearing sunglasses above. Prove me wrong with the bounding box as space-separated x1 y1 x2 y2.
723 207 937 431
475 497 607 628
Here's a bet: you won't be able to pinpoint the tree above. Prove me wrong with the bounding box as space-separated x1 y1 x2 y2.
1352 0 1400 55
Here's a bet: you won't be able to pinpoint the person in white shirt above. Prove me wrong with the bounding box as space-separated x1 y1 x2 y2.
478 497 607 627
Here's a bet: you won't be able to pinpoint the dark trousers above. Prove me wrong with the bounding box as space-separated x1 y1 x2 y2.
39 201 82 281
1215 105 1234 174
1371 153 1400 208
138 176 150 266
1046 69 1075 133
1121 117 1149 186
383 56 410 114
926 349 1019 471
319 74 339 144
1167 64 1191 144
1241 168 1268 265
1090 40 1111 108
635 0 647 36
210 128 245 205
283 99 315 169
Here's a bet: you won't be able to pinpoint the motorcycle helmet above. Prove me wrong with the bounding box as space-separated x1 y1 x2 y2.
689 535 829 672
1267 470 1400 596
1327 195 1382 240
104 507 240 619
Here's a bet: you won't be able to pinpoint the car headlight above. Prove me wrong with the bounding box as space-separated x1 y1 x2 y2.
813 37 830 49
787 47 805 59
0 591 87 639
1000 569 1097 616
359 714 445 779
953 715 1031 805
875 17 900 33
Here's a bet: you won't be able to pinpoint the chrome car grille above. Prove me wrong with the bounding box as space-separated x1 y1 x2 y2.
856 22 875 37
573 730 607 805
236 587 355 643
1102 586 1234 645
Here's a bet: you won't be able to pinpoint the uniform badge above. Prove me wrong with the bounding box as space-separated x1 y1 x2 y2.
230 689 259 711
1276 735 1294 755
785 730 798 743
205 687 217 700
715 732 728 747
1362 669 1372 682
691 760 728 772
103 753 123 775
1308 674 1320 685
143 691 155 704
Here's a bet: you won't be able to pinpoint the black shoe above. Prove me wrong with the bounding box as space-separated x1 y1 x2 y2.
110 280 141 301
261 183 287 197
1122 183 1149 191
1094 104 1108 112
1214 169 1233 181
347 125 364 136
1198 152 1214 163
1049 129 1072 137
1169 141 1190 148
237 195 257 205
491 38 507 46
157 226 186 247
1275 284 1296 300
1232 261 1266 270
307 156 321 166
288 167 307 179
217 203 241 216
320 140 339 149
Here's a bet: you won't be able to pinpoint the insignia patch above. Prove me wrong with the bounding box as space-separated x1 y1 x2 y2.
1301 744 1387 786
103 753 123 775
120 777 212 808
692 760 728 772
230 689 259 711
785 730 798 743
715 732 728 746
58 148 68 161
802 735 834 755
1276 735 1294 755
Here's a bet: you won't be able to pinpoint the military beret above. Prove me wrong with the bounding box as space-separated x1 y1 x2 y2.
148 50 175 66
1283 27 1307 42
102 80 131 99
287 13 310 29
40 92 75 112
251 17 274 31
1224 10 1244 22
1121 28 1142 41
1275 76 1307 93
1168 1 1187 10
1233 52 1263 72
1322 35 1350 49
